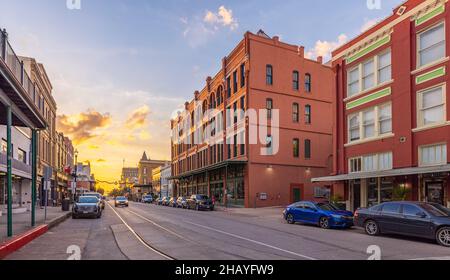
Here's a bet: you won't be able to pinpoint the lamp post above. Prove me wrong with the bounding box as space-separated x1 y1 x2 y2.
72 149 78 202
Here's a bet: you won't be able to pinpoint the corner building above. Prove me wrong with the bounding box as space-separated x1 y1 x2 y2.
171 31 334 208
314 0 450 210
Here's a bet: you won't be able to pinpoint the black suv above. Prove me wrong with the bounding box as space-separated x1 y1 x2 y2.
187 194 214 211
355 201 450 247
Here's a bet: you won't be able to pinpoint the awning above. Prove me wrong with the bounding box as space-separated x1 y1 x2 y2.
168 159 248 180
312 164 450 182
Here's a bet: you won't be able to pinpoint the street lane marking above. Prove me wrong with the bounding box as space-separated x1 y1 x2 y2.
184 221 317 260
125 209 193 243
107 204 175 260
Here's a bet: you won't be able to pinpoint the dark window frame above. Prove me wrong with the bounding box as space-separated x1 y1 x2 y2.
266 65 273 85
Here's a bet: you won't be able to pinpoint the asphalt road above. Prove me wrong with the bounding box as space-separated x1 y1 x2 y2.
6 202 450 260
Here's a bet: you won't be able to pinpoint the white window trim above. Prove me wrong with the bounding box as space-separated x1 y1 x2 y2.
347 102 392 144
347 49 392 98
416 21 446 70
416 83 447 129
348 152 393 173
418 143 447 167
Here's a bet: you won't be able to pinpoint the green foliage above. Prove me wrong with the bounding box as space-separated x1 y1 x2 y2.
392 185 411 201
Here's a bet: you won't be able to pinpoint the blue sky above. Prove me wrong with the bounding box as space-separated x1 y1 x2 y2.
0 0 404 184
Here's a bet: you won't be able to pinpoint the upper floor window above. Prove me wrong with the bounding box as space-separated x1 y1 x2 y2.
266 135 273 155
293 71 299 90
240 63 245 88
347 102 392 143
293 139 300 158
292 103 299 123
18 149 26 164
349 152 393 173
347 49 392 97
418 22 445 68
266 65 273 85
417 84 446 127
305 105 311 124
266 98 273 119
304 139 311 159
233 70 238 93
226 77 231 98
1 139 7 153
419 143 447 167
305 74 312 92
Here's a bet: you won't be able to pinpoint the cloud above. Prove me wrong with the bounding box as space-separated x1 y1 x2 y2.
305 34 348 61
181 6 239 47
126 105 150 129
204 6 238 30
57 110 112 144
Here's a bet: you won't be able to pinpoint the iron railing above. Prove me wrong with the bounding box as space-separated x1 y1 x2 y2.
0 29 38 109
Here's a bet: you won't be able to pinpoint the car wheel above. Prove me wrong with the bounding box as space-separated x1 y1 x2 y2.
319 217 331 229
436 227 450 247
364 220 380 236
286 214 295 224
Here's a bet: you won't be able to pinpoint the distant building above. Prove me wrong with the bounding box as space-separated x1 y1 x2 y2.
160 164 173 197
120 167 138 188
132 152 168 200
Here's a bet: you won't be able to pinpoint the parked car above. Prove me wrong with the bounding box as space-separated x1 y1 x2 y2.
176 197 188 209
81 192 105 209
187 195 214 211
283 201 354 229
169 197 177 207
115 196 129 207
162 197 171 206
155 197 164 205
142 195 153 204
72 196 102 219
355 201 450 247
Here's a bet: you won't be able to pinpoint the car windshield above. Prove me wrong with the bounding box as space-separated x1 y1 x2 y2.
316 203 338 211
116 197 126 200
84 193 101 199
420 203 450 217
78 197 98 204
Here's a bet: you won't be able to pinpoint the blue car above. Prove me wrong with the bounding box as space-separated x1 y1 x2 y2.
283 201 354 229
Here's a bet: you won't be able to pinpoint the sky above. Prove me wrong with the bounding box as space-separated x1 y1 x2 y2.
0 0 404 191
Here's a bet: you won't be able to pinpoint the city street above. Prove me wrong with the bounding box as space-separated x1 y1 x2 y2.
6 202 450 260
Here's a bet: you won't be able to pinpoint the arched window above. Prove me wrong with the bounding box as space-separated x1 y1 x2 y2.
216 86 223 105
305 105 311 124
293 71 299 90
305 74 312 92
266 65 273 85
209 93 216 109
293 103 299 123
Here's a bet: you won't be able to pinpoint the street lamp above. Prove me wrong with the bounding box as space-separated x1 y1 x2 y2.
72 149 78 202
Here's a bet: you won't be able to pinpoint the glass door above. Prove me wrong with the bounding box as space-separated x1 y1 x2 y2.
426 181 444 205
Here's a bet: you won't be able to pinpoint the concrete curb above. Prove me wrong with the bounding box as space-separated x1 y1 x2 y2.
0 211 71 259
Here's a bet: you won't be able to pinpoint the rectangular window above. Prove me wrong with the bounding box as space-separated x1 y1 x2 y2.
350 152 392 173
266 135 273 155
1 139 6 153
349 158 362 173
293 139 299 158
233 102 238 124
418 85 445 127
266 99 273 119
363 108 375 138
233 71 238 93
418 22 446 67
18 149 26 164
266 65 273 85
348 114 360 142
362 59 375 90
363 154 377 172
378 51 392 84
293 71 299 90
292 103 299 123
420 144 447 166
240 64 245 88
227 77 231 98
379 103 392 134
305 105 311 124
378 152 393 171
239 131 245 156
304 139 311 159
233 134 238 157
240 96 245 120
348 67 360 97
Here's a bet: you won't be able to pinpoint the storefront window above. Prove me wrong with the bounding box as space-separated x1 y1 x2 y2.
367 178 378 207
380 177 394 203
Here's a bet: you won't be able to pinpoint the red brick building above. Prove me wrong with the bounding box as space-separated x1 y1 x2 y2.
170 30 334 208
313 0 450 210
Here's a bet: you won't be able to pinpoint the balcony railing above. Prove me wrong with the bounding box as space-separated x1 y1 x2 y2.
0 152 32 175
1 29 37 108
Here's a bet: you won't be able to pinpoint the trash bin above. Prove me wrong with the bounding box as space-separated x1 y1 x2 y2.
62 199 71 212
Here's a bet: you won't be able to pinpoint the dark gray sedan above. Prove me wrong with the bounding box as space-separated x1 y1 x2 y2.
355 201 450 247
72 196 102 219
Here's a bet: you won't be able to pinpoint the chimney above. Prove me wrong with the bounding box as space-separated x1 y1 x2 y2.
184 102 189 110
206 76 212 92
317 56 323 64
272 36 279 43
298 46 305 58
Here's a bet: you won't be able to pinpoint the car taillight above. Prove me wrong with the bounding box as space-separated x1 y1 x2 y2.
354 210 359 218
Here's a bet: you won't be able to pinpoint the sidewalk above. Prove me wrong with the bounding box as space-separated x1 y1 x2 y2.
0 206 71 243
